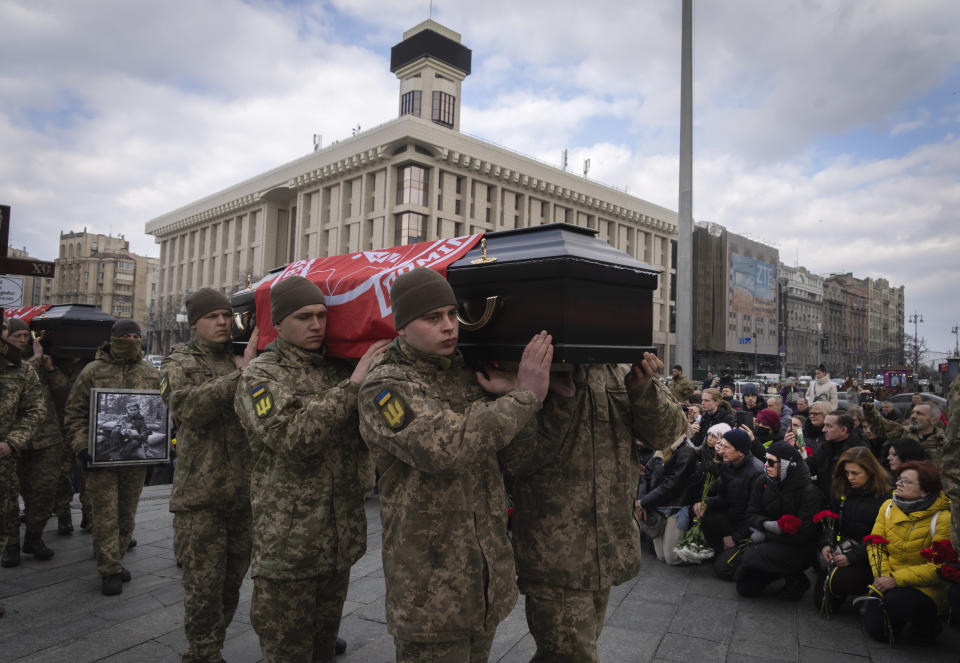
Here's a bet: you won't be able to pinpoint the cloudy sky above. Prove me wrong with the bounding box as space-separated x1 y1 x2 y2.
2 0 958 364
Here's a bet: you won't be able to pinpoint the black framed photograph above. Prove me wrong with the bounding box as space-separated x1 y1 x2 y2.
88 389 171 467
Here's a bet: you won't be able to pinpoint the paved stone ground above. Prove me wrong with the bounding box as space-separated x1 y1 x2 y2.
1 486 958 662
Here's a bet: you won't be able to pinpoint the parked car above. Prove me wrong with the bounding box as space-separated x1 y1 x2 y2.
886 392 947 418
146 354 163 368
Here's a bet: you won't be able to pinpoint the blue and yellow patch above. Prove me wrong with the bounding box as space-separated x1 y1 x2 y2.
251 384 273 418
376 388 407 430
159 376 169 398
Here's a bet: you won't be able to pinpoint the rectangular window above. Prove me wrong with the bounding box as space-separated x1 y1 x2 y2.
396 165 428 206
394 212 426 246
400 90 421 117
431 91 455 128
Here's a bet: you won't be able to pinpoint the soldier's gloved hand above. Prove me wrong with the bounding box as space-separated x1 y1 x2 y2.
750 528 766 544
762 520 780 534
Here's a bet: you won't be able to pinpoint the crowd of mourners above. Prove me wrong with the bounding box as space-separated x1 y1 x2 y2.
638 363 960 646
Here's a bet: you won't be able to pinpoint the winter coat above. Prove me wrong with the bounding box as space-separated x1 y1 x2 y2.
819 487 889 567
637 439 699 508
863 402 949 489
739 460 824 574
802 418 826 455
806 376 838 409
704 454 765 537
870 492 952 611
161 336 250 513
806 435 869 501
691 405 737 448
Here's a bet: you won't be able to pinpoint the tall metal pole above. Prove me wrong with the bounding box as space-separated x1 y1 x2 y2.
952 325 959 356
675 0 693 374
908 312 923 384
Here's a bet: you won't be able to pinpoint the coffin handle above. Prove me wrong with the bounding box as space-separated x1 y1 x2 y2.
233 311 251 332
457 296 500 331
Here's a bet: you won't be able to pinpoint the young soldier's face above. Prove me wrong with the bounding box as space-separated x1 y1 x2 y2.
276 304 327 351
398 305 459 356
6 329 31 352
192 309 232 344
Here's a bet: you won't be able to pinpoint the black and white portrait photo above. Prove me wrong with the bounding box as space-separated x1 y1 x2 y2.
88 389 171 467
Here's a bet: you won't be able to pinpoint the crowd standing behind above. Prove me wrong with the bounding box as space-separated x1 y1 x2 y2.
2 294 960 656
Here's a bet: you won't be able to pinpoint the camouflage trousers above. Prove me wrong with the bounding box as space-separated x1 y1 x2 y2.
1 445 60 540
523 582 611 663
173 508 252 663
86 467 146 576
251 569 349 663
395 631 495 663
0 456 19 548
53 444 77 517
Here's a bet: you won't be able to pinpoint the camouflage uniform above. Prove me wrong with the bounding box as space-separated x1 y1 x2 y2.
862 403 948 472
503 366 686 662
10 360 67 546
944 374 960 550
235 338 367 663
357 338 543 660
50 358 86 523
161 336 252 663
64 342 160 577
668 373 695 402
0 341 45 553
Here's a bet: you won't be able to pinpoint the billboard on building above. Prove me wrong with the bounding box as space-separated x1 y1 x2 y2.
725 235 778 355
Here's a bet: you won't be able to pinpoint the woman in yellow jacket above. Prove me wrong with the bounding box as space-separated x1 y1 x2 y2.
862 460 952 644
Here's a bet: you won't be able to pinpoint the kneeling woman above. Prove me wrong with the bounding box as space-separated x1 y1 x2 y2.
861 461 952 644
815 447 890 612
736 442 823 600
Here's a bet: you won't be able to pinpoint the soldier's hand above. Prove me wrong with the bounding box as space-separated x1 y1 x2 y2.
39 354 54 371
236 327 260 370
0 442 11 459
516 331 553 402
693 501 706 519
625 352 662 390
351 339 392 385
477 365 518 395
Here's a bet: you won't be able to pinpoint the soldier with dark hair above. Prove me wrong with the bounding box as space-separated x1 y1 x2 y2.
64 320 160 596
162 287 259 663
358 267 553 662
235 276 389 663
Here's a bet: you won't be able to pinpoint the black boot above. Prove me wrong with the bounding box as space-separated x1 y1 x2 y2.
0 544 20 568
57 515 74 535
101 573 123 596
80 511 91 531
127 537 137 550
335 637 347 655
22 532 54 561
778 572 811 601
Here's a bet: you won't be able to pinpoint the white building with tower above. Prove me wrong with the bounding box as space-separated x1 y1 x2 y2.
145 20 679 355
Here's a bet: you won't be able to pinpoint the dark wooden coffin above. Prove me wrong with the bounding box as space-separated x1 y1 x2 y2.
30 304 116 359
447 223 659 364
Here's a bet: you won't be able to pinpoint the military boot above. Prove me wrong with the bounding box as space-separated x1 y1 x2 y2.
57 515 74 535
1 544 20 568
335 637 347 655
22 532 55 561
101 573 123 596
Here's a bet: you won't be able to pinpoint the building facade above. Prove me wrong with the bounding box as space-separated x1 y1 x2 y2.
45 230 158 333
692 222 779 376
779 263 823 376
866 277 905 370
145 20 679 357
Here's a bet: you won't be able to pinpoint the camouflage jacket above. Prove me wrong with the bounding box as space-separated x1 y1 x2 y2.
0 342 46 454
64 343 161 454
234 338 366 581
358 338 542 643
942 374 960 502
507 365 687 592
31 362 71 449
669 374 695 402
161 337 250 513
863 402 948 475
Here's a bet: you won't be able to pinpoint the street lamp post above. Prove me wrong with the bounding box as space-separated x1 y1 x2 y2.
952 325 959 357
908 311 923 386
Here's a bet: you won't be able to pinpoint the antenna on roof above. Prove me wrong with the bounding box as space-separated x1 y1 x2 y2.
429 0 433 19
313 133 323 151
561 149 568 171
583 158 591 178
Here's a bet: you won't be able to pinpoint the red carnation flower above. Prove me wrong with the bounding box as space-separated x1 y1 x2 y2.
941 565 960 582
921 547 936 563
932 539 959 564
813 510 839 524
507 507 514 517
863 534 890 545
777 514 802 535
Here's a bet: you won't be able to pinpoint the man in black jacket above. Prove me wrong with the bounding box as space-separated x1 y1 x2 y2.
806 411 867 500
694 429 764 579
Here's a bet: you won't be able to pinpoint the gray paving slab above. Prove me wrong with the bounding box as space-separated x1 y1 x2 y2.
2 487 959 662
